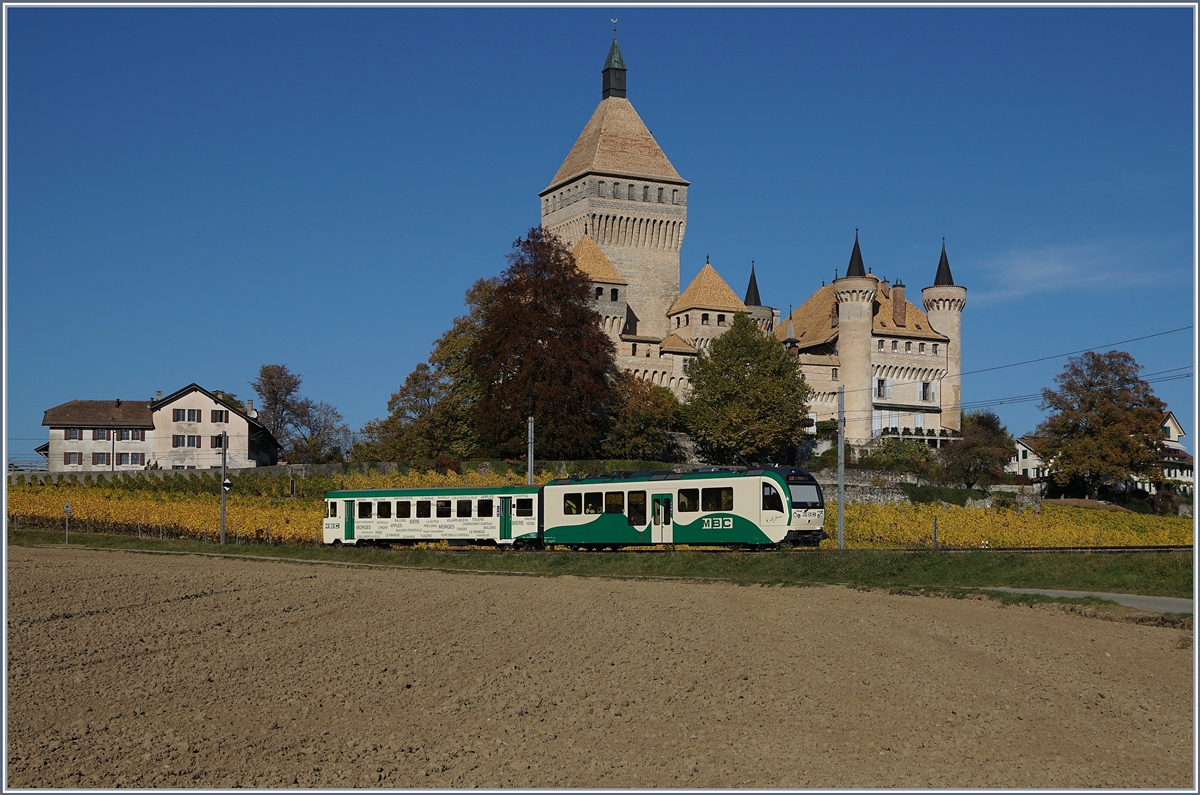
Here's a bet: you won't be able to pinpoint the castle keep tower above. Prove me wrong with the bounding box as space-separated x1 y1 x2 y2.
832 233 878 444
540 36 688 340
922 242 967 432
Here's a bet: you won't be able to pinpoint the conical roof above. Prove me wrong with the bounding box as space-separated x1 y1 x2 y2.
669 262 749 315
744 263 762 306
933 240 955 286
571 235 627 284
544 97 685 193
846 231 866 278
604 37 626 70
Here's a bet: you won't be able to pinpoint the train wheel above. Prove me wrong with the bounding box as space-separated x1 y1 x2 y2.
332 539 342 547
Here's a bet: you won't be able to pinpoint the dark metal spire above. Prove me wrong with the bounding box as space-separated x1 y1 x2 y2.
744 261 762 306
602 32 627 99
934 238 955 286
846 229 866 278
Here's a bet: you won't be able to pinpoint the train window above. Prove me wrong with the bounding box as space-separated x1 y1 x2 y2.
605 492 624 514
677 489 699 512
416 500 431 518
327 501 337 518
516 498 534 517
563 493 582 515
377 501 392 519
762 484 785 513
701 487 734 512
627 491 646 525
477 499 493 517
787 484 822 508
397 501 412 518
457 500 472 518
358 502 373 519
584 492 603 514
436 500 452 518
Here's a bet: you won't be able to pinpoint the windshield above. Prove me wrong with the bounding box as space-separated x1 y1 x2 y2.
788 483 823 508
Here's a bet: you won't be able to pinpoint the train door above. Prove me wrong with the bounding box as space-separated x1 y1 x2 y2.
499 497 512 542
344 500 355 542
652 494 673 543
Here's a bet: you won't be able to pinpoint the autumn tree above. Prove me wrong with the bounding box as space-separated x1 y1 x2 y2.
936 410 1016 488
682 313 812 464
601 371 682 461
251 364 303 447
470 227 615 459
1034 350 1166 499
290 400 351 464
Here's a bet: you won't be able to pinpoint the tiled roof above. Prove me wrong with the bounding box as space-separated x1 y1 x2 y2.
545 97 685 192
772 279 949 348
669 263 748 315
572 235 627 284
42 400 154 428
659 334 697 354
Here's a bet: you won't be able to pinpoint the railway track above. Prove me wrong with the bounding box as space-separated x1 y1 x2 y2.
366 543 1192 555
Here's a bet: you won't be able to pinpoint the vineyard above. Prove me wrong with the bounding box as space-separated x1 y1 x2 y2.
6 470 1191 549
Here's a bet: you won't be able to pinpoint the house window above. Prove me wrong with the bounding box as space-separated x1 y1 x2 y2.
92 452 109 465
891 340 898 352
643 185 650 201
905 341 912 353
93 428 108 441
131 452 144 466
211 410 229 423
172 435 185 448
919 343 926 354
1022 449 1028 460
120 428 144 441
831 368 838 381
611 288 618 301
717 314 726 325
932 344 939 355
63 452 81 465
211 436 226 448
188 409 200 422
187 435 200 448
118 452 130 465
701 313 710 325
173 409 185 421
66 428 80 440
1022 469 1028 477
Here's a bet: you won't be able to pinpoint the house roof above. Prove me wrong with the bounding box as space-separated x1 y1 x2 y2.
42 399 154 428
773 278 950 348
669 262 748 315
659 334 697 354
571 235 627 285
1162 410 1186 437
543 97 686 193
153 383 282 451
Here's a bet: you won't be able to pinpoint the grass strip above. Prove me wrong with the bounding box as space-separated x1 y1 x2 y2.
9 529 1192 599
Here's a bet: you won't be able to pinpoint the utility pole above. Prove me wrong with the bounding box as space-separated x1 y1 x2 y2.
837 386 845 550
526 417 534 486
219 431 228 545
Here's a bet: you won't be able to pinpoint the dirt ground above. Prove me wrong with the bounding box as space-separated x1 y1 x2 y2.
6 546 1194 788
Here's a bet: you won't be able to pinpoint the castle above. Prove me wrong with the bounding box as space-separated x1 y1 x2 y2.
541 36 965 446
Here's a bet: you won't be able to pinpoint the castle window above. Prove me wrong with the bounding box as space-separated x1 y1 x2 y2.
905 341 912 353
831 368 838 381
596 287 603 299
921 382 933 402
598 181 606 196
672 189 679 204
676 317 680 328
628 184 636 199
932 343 939 355
612 183 620 199
685 314 690 326
611 288 618 301
643 185 650 201
878 340 884 351
891 340 898 352
919 342 926 354
717 314 726 326
657 187 664 202
632 344 638 357
701 313 710 325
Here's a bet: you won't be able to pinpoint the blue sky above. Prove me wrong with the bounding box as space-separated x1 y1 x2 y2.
5 6 1195 461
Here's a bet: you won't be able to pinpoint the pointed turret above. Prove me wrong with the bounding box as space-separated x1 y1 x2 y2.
934 239 955 286
602 36 627 99
846 230 866 278
744 261 762 307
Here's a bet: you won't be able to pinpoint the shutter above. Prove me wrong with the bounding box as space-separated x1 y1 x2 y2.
886 380 892 399
931 382 937 402
64 452 70 465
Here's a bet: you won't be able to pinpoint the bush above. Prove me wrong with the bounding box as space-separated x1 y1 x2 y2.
898 483 989 507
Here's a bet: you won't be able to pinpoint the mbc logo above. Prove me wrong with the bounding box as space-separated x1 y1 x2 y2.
702 517 734 530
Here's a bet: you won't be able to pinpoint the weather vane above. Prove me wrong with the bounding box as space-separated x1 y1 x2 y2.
611 18 618 35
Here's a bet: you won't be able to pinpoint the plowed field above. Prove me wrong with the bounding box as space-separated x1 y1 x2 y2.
6 546 1193 788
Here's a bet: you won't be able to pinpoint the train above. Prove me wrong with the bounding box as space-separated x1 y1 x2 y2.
322 465 827 550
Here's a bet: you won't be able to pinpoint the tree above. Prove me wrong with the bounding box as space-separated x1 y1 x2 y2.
860 437 934 475
251 364 303 446
290 400 351 464
937 410 1016 489
352 279 497 463
1034 350 1166 499
470 228 616 459
602 372 682 461
682 313 812 464
210 390 246 411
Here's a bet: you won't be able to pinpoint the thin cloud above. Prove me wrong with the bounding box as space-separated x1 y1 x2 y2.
967 240 1189 307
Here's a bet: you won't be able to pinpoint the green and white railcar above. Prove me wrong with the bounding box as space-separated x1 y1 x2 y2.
322 486 541 547
542 466 826 548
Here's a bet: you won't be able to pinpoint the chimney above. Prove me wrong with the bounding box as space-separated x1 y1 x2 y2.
155 390 162 401
115 398 121 407
246 399 254 413
892 280 906 327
